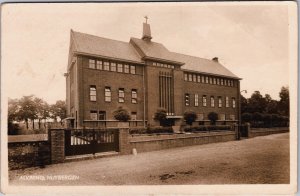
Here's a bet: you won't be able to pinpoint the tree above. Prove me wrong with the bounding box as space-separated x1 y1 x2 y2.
154 108 167 126
113 107 131 122
241 113 252 123
278 86 289 116
183 111 197 126
207 112 218 125
18 95 38 129
8 98 20 123
241 94 248 114
247 91 266 113
50 100 67 123
35 97 50 129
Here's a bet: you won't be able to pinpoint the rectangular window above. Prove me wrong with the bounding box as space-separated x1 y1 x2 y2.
131 89 137 104
213 78 216 84
202 95 207 107
99 111 106 120
210 96 215 107
209 77 213 84
226 96 229 107
164 64 168 68
217 78 220 85
104 87 111 102
197 113 204 120
103 61 110 71
124 64 130 73
111 62 116 71
117 63 123 72
90 111 97 120
218 96 222 107
89 59 95 69
197 75 201 83
90 85 96 101
153 62 157 66
224 79 227 86
188 74 192 82
201 75 205 83
195 94 199 106
131 112 137 120
130 65 136 74
184 73 188 81
193 74 197 82
219 114 225 121
232 97 236 108
205 76 209 83
118 88 125 103
171 65 175 69
229 115 235 120
96 60 102 70
185 93 190 106
221 79 224 85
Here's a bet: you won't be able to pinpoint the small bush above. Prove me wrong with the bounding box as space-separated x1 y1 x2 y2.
113 107 131 122
183 111 197 125
154 108 168 126
242 113 252 123
207 112 218 125
129 126 173 135
184 125 231 132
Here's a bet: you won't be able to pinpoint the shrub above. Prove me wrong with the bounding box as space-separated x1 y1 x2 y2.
242 113 252 123
129 126 173 135
184 125 231 132
154 108 168 127
183 111 197 125
8 122 20 135
207 112 218 125
113 107 131 122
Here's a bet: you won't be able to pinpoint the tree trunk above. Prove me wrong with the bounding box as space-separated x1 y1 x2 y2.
38 119 41 129
25 119 28 129
32 119 35 130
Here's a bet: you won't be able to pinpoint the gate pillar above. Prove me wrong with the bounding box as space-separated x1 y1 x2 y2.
49 128 65 163
118 128 131 155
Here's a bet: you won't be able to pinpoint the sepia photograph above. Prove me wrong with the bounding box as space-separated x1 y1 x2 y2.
1 2 297 195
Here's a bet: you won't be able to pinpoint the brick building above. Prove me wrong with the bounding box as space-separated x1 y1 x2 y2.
65 22 241 128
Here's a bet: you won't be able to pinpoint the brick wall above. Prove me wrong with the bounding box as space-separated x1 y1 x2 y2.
49 129 65 164
118 130 236 155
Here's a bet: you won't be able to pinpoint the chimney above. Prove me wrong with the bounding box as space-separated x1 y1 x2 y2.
212 57 219 62
142 16 152 41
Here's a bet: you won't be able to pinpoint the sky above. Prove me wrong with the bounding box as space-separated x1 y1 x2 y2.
2 2 291 104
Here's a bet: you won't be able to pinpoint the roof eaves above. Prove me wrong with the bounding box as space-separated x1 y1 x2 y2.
142 56 185 65
74 51 145 65
181 68 242 80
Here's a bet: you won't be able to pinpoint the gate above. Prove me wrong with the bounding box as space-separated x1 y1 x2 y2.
65 128 119 156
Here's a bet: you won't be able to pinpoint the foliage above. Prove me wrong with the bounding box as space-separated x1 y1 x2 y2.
183 111 197 125
50 100 66 122
154 108 168 127
113 107 131 122
241 113 252 123
207 112 218 125
130 126 173 135
278 86 289 116
184 125 231 132
7 95 66 132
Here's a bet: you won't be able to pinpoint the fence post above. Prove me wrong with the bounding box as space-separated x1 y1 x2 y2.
118 128 130 155
246 122 251 138
49 128 65 164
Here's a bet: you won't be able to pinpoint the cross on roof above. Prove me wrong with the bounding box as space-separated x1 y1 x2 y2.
144 16 148 24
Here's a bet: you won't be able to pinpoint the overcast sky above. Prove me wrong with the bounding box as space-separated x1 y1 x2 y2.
2 2 291 104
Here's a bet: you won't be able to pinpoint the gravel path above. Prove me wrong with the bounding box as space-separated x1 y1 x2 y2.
9 133 289 185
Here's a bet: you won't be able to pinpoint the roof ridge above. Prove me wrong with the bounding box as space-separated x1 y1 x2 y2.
171 52 214 62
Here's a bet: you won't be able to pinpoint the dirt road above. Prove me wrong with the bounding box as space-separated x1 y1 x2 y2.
9 133 289 185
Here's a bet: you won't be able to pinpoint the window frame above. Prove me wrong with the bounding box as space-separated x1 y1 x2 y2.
104 87 111 102
131 89 137 104
89 85 97 101
118 88 125 103
202 95 207 107
194 94 199 106
210 96 215 107
185 93 190 106
89 59 96 69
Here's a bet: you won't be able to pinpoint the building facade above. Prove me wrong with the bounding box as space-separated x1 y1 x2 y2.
65 22 241 128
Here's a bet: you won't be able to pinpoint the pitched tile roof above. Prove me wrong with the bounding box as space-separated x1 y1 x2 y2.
130 37 183 64
71 30 239 79
71 30 142 63
171 52 240 79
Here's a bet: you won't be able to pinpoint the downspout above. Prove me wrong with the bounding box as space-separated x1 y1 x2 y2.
143 64 146 128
